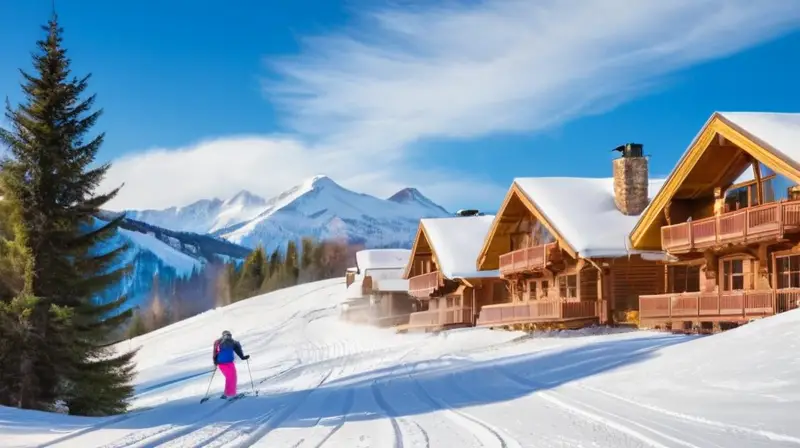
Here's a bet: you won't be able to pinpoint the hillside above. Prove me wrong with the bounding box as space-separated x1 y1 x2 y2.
96 213 251 309
124 175 452 252
5 278 799 447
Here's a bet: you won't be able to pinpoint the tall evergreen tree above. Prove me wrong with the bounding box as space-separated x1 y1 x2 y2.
234 246 267 300
285 240 299 285
0 14 136 415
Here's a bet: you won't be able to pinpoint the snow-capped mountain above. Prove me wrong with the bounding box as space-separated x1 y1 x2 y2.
125 175 452 253
125 190 267 234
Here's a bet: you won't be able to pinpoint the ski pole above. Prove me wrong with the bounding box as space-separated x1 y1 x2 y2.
246 359 258 396
200 368 217 403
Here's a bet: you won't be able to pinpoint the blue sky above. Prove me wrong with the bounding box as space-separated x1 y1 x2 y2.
1 1 800 212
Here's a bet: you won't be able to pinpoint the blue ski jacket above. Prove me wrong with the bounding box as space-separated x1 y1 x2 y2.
213 337 246 364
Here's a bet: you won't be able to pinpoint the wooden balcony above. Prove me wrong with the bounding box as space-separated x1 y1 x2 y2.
639 289 800 322
408 271 441 298
476 300 605 327
404 307 473 331
498 242 558 277
370 314 410 328
661 199 800 253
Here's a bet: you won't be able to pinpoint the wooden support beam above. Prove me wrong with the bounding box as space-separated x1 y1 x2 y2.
753 159 763 204
663 200 672 225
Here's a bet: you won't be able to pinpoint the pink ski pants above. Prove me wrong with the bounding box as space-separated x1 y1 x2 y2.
218 362 237 396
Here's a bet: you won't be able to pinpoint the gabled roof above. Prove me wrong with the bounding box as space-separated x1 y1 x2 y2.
477 177 666 269
630 111 800 250
404 215 498 280
355 249 410 271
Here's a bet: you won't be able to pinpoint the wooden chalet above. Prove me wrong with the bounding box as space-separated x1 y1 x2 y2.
400 215 507 332
630 111 800 332
475 144 668 329
340 249 413 328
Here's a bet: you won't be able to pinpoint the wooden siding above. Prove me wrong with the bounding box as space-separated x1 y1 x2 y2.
580 266 599 302
608 255 664 315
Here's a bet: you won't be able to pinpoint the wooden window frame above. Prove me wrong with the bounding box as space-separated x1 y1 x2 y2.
719 256 752 292
774 252 800 290
558 274 577 299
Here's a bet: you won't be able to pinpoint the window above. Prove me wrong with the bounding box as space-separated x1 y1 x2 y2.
667 265 700 293
558 274 577 299
721 259 750 291
776 255 800 289
527 281 537 301
724 186 748 211
541 280 549 299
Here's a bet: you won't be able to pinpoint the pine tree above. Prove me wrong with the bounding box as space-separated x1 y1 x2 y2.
0 14 136 415
285 240 299 285
234 245 267 300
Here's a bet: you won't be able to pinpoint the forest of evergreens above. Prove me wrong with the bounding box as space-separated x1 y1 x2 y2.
126 237 359 338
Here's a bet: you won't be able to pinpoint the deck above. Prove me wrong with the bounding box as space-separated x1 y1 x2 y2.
408 271 441 298
396 307 473 333
661 199 800 253
639 289 800 324
498 242 558 277
475 300 605 327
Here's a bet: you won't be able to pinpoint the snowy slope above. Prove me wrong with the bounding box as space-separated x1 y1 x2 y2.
124 175 451 252
5 278 800 447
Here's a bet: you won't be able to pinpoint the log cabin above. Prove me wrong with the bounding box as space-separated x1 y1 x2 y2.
629 111 800 332
474 143 668 329
400 215 507 332
340 249 413 327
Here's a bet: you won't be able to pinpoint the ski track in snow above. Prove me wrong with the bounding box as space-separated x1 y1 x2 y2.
14 277 800 448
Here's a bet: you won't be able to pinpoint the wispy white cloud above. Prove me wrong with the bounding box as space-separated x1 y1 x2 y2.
102 0 800 211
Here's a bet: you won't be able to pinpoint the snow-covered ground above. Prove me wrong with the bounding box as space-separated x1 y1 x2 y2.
3 278 800 447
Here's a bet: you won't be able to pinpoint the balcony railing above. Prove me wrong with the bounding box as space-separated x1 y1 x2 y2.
476 300 604 327
498 242 558 276
408 271 441 298
639 289 800 321
407 307 473 329
370 314 410 328
661 199 800 253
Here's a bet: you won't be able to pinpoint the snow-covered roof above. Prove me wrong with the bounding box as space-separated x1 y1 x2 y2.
720 112 800 164
373 278 409 292
355 249 410 271
421 215 499 279
514 177 667 258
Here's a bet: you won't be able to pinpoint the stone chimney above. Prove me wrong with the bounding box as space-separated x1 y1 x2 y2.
612 143 648 216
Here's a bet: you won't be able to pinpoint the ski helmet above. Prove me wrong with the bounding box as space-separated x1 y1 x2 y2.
222 330 232 339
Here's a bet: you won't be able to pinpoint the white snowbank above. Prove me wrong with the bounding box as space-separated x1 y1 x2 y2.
514 177 666 258
421 215 499 279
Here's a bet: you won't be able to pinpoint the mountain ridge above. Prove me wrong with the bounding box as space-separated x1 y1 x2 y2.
124 175 451 252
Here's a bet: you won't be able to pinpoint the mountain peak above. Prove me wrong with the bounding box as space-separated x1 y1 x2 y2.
302 174 338 190
224 190 266 207
387 187 449 214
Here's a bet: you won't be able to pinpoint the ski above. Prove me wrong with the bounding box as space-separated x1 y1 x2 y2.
200 391 248 404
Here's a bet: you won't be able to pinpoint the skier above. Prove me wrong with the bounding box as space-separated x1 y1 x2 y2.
212 330 250 399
